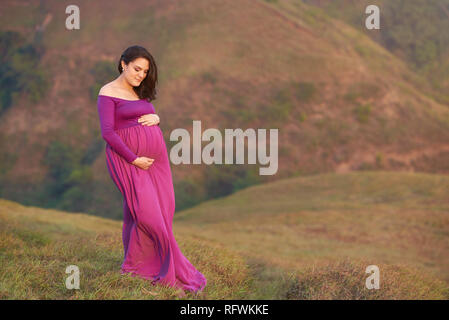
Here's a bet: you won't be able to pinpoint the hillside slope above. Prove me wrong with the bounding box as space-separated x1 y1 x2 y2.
302 0 449 103
1 170 448 299
0 198 252 299
175 171 449 285
0 0 448 216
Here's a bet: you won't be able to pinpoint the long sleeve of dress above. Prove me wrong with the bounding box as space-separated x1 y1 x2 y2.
97 95 138 164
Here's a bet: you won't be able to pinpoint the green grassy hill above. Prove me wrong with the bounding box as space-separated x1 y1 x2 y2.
175 171 449 281
1 171 448 299
0 198 252 299
174 170 449 299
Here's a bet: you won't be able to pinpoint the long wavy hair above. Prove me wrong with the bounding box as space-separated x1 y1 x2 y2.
118 45 158 102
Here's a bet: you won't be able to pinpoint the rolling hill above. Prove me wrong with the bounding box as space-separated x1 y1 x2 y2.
174 170 449 285
0 197 253 299
1 171 448 299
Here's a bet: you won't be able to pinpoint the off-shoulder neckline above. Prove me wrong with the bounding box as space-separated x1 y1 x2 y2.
98 94 144 102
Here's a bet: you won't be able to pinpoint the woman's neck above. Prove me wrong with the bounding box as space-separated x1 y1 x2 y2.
115 74 135 93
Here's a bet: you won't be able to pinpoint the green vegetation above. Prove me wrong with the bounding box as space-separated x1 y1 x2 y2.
304 0 449 98
0 30 49 113
262 88 293 123
199 70 218 84
174 178 205 211
89 60 117 101
0 133 18 193
293 81 316 103
204 164 262 199
353 103 372 123
259 82 316 124
304 0 449 68
39 140 98 212
309 117 351 150
221 94 258 124
298 111 307 123
81 137 104 165
343 82 381 104
375 152 384 168
221 107 258 124
381 0 449 69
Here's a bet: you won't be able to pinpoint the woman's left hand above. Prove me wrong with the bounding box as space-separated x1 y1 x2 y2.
138 114 160 126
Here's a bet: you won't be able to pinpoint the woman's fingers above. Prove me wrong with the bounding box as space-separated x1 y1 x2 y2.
138 114 160 126
146 158 154 169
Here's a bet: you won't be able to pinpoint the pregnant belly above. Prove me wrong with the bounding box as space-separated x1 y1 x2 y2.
116 124 165 160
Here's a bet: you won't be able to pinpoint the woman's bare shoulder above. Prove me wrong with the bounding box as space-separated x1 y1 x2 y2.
98 82 117 97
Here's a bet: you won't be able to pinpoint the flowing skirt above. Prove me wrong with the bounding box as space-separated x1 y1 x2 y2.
104 123 207 293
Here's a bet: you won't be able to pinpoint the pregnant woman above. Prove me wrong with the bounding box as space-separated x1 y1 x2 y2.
96 45 207 296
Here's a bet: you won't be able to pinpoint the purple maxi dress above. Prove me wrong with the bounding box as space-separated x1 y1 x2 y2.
97 94 207 293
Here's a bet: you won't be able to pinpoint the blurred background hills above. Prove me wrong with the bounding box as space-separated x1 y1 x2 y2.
0 0 448 217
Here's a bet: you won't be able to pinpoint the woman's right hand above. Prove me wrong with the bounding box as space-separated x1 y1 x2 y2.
131 156 154 170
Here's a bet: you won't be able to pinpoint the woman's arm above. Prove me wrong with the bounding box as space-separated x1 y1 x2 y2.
97 95 138 163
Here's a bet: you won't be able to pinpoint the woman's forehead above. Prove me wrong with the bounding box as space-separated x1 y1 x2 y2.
132 58 149 69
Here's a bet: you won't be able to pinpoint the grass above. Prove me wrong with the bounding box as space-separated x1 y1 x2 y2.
0 199 253 299
287 259 448 299
174 171 449 289
1 171 449 299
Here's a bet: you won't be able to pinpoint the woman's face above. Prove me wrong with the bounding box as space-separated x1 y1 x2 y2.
122 57 150 87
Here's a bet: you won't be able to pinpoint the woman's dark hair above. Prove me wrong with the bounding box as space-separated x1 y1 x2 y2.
118 45 158 102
